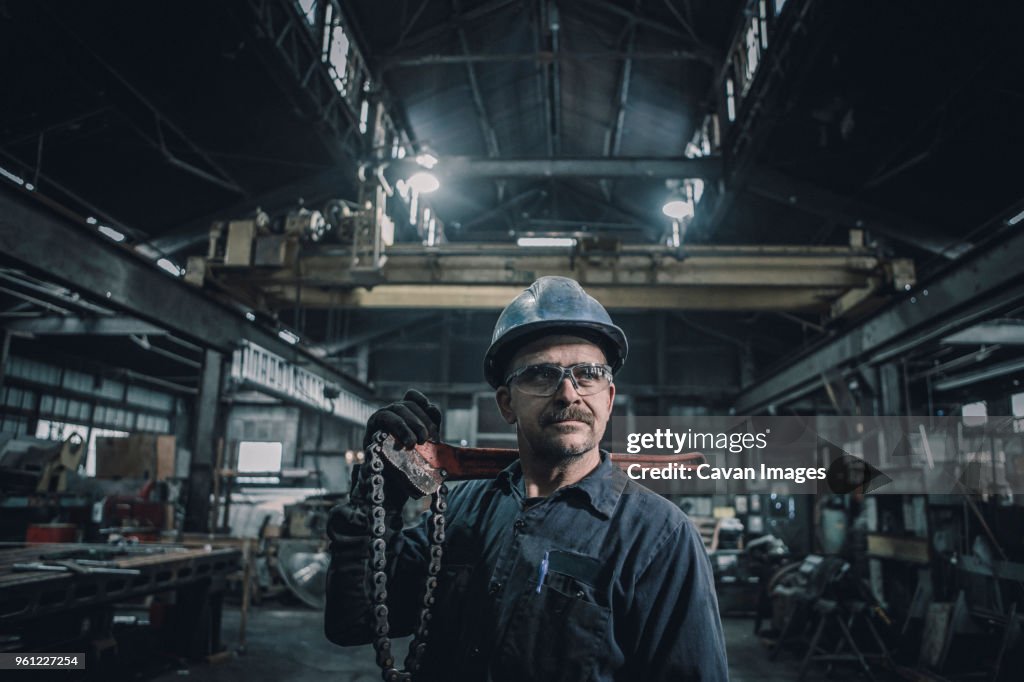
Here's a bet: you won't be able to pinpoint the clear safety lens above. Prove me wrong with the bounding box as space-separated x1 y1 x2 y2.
506 363 613 397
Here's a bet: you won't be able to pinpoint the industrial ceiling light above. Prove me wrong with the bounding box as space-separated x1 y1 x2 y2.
156 257 182 276
662 199 695 220
407 171 440 194
517 237 577 247
0 165 26 186
415 152 438 169
278 329 300 345
98 225 126 242
662 179 699 248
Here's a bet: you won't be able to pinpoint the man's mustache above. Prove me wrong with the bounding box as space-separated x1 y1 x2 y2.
541 408 594 427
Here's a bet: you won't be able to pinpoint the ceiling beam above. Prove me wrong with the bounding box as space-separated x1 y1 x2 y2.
662 0 706 48
425 156 722 179
391 0 432 52
233 0 365 164
733 226 1024 413
210 242 899 313
382 0 521 55
380 49 715 69
45 6 246 196
694 0 835 239
747 167 970 259
0 270 113 317
260 245 881 289
941 319 1024 346
558 178 656 229
312 312 438 356
146 166 352 255
460 187 547 231
548 0 562 156
581 0 719 64
0 186 373 399
533 0 554 157
258 284 850 311
600 0 640 202
4 315 167 336
0 148 147 244
453 0 503 201
933 357 1024 392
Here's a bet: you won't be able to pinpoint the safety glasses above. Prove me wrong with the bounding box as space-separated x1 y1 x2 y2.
504 363 613 397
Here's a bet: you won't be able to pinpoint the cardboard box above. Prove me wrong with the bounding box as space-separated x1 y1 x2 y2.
254 234 298 267
184 255 207 286
95 433 176 480
224 220 256 266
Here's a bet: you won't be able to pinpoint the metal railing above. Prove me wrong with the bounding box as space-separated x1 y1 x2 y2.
230 340 377 425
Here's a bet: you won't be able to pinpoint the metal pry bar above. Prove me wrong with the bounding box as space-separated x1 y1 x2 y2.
377 435 705 497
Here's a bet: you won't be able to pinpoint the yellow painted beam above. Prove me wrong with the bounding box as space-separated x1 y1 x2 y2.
259 284 843 311
204 243 908 314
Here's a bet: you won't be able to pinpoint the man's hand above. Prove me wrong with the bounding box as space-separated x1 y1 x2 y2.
353 389 443 511
363 389 442 450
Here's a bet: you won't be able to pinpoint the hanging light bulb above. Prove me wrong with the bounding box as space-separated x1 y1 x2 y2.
662 199 694 220
407 172 440 194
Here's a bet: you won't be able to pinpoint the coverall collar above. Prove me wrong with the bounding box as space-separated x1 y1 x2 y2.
492 450 626 519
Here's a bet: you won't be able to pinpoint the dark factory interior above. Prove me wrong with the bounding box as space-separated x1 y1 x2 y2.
1 1 1023 680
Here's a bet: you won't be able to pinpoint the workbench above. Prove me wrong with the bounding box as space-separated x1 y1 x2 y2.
0 543 241 662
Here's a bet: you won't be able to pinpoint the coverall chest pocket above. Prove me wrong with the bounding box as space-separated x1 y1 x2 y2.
495 555 611 682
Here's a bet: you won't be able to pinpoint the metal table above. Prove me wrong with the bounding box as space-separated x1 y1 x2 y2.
0 543 241 662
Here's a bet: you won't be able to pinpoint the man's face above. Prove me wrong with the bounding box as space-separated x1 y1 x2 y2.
495 335 616 464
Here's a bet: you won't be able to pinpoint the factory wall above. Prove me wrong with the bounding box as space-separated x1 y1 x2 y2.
222 402 361 493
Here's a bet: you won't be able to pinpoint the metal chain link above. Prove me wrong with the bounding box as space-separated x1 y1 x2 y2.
367 432 448 682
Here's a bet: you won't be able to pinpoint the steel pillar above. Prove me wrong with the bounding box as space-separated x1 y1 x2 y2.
184 349 223 532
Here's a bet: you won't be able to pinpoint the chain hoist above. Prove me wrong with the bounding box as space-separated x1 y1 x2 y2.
366 431 449 682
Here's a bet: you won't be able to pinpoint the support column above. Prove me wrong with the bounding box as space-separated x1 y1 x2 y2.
739 342 755 391
877 363 903 415
0 330 10 392
185 349 223 532
876 362 912 465
654 313 667 414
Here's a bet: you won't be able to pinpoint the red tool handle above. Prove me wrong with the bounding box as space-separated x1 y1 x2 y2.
376 437 706 497
409 441 704 480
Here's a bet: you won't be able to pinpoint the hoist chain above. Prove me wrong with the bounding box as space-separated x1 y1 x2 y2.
366 431 449 682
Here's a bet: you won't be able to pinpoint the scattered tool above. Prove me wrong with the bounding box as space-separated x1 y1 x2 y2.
13 561 141 576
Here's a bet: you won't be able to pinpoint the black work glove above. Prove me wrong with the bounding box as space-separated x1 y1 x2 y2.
362 389 442 450
351 389 442 512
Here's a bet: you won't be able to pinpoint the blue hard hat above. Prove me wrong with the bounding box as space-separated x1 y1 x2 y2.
483 277 628 388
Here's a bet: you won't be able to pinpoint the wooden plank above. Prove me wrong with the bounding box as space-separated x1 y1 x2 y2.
867 533 930 564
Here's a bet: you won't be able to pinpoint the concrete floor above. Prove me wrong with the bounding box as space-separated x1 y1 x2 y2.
151 605 407 682
149 606 828 682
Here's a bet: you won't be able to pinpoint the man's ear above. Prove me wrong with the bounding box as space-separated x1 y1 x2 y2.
606 382 616 411
495 386 517 424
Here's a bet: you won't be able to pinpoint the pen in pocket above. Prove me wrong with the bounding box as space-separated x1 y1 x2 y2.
536 550 549 594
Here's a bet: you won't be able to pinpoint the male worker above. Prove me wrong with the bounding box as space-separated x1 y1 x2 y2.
325 276 728 681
